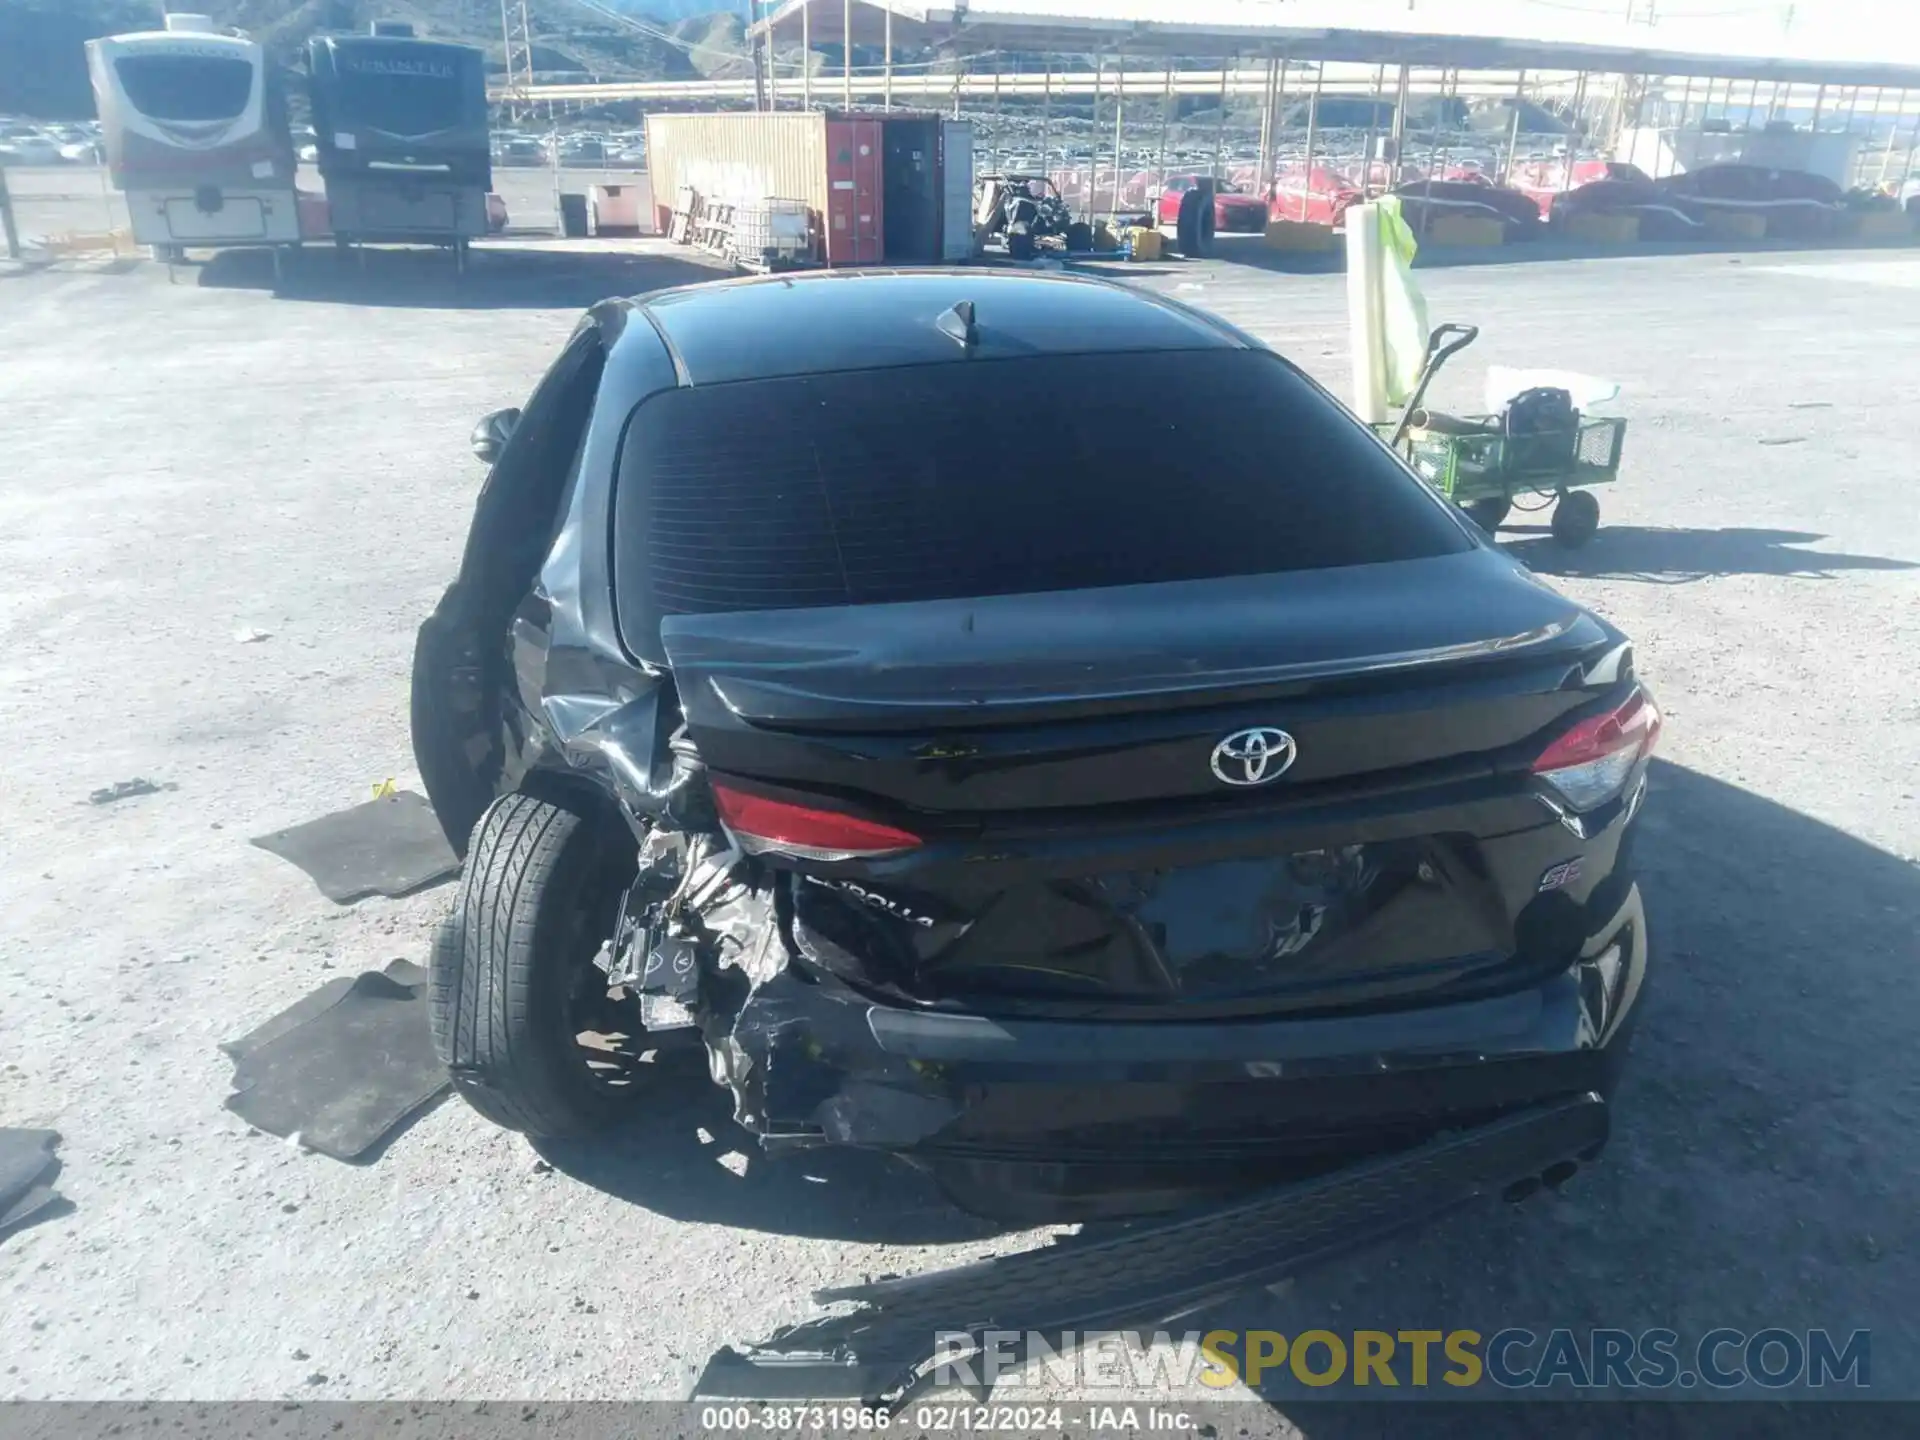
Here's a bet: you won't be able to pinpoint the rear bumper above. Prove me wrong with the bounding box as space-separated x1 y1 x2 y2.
713 883 1646 1221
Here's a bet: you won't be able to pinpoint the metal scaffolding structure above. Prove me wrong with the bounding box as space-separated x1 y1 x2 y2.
498 0 537 122
489 0 1920 228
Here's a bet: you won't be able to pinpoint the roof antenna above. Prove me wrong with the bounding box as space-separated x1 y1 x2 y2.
937 299 980 350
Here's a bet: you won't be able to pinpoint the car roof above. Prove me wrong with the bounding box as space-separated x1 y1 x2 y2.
621 269 1244 386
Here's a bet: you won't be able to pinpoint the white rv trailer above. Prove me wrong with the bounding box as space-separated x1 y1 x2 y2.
85 14 301 255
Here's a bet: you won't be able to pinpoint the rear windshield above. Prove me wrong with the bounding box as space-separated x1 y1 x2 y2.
614 348 1469 628
116 56 253 123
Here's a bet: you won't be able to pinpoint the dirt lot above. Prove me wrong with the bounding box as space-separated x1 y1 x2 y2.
2 240 1918 1425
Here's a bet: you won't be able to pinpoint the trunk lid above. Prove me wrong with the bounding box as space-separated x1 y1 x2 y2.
664 550 1608 813
663 552 1618 1016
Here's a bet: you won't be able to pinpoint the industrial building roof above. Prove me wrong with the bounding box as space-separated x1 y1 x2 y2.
754 0 1920 87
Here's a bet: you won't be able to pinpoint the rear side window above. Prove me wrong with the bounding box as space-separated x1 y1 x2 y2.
614 348 1468 624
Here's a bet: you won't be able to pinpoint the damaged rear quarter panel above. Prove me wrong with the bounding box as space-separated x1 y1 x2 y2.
414 299 702 840
417 295 877 1148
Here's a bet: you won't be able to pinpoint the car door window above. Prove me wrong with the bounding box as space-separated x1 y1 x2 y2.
458 324 605 599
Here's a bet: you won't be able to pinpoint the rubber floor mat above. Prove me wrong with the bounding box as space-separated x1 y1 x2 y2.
0 1129 64 1244
221 958 448 1161
250 790 460 904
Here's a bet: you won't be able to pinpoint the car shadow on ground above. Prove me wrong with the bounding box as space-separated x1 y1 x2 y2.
1161 760 1920 1427
194 244 728 310
534 1048 1007 1246
1502 525 1918 583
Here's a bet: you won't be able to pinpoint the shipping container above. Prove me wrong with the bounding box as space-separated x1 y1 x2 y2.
644 110 973 266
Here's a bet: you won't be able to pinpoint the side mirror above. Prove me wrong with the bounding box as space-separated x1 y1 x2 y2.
470 407 521 465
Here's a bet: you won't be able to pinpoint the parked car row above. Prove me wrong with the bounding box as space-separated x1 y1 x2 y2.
1184 157 1867 243
491 129 646 168
0 118 103 165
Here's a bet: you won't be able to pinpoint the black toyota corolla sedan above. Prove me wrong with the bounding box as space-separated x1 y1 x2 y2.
412 269 1655 1223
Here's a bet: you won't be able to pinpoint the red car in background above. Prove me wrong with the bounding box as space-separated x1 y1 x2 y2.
1157 175 1270 233
1510 159 1652 218
1267 164 1363 226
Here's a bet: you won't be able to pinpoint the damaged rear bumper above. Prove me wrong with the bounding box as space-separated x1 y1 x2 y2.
710 884 1646 1222
694 1090 1612 1403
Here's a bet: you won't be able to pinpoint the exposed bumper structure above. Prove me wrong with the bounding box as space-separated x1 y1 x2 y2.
708 884 1645 1223
694 1089 1612 1404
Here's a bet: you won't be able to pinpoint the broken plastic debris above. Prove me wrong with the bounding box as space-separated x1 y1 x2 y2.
233 627 273 644
370 778 396 800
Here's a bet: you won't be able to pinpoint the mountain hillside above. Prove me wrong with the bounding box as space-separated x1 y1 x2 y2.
673 10 753 81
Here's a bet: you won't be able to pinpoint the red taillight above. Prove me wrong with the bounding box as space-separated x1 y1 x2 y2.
711 782 923 862
1532 687 1661 811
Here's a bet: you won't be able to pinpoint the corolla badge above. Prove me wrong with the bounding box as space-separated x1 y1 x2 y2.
1210 727 1297 787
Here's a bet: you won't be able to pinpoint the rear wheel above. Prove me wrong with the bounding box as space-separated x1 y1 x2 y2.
1465 497 1512 534
428 790 642 1138
1064 221 1094 251
1551 490 1601 548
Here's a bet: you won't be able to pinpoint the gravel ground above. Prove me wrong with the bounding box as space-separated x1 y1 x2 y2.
2 241 1918 1421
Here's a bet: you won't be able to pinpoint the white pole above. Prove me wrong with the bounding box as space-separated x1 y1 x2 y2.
1346 203 1389 425
1300 65 1321 221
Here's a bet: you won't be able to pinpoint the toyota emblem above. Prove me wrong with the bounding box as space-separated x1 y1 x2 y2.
1210 727 1297 787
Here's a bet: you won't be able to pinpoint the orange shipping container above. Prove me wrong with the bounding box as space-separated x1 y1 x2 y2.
643 110 971 267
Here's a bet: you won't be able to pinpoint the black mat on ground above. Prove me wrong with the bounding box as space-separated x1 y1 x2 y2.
250 790 460 904
0 1129 64 1244
221 958 448 1161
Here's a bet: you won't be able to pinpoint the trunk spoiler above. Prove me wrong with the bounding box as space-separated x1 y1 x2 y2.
663 555 1604 734
692 1093 1609 1404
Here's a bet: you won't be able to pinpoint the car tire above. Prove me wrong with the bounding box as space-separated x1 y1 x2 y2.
1007 223 1035 260
1551 490 1600 548
429 790 639 1138
1064 221 1094 251
1175 191 1203 256
1466 497 1512 534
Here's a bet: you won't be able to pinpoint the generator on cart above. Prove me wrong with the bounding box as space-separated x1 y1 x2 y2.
1384 325 1627 547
